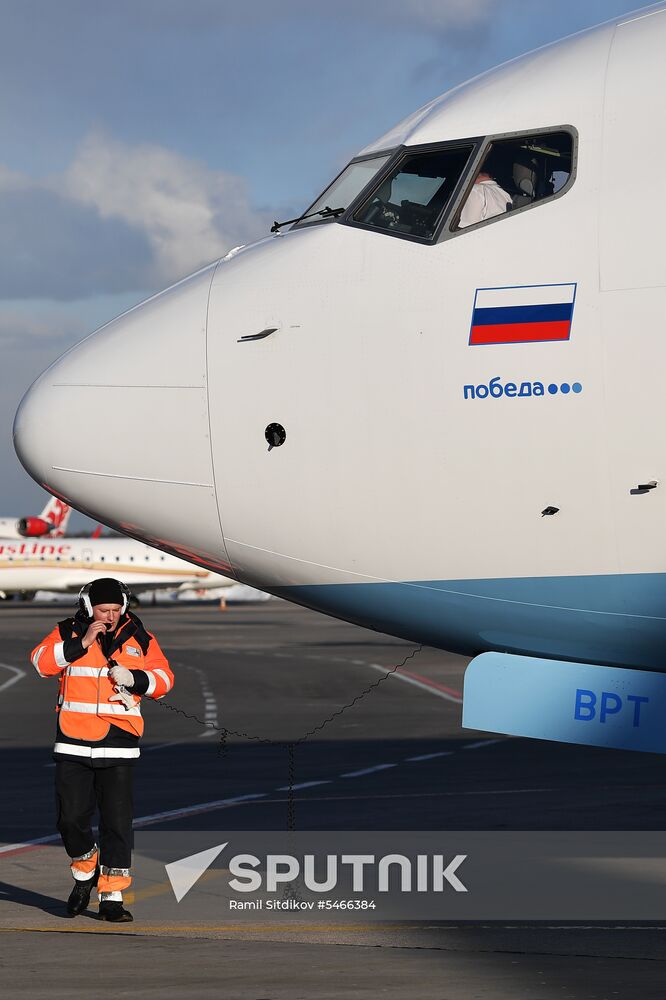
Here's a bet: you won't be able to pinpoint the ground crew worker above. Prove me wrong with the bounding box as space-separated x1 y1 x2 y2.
30 577 174 922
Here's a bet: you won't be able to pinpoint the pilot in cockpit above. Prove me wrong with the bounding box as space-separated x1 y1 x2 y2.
458 153 512 229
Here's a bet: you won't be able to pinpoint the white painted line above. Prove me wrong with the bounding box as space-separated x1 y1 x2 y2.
144 739 192 752
406 751 454 762
261 787 558 802
188 663 220 739
0 831 61 855
340 764 397 778
0 662 26 694
132 793 268 827
275 780 331 791
366 662 462 704
462 739 504 750
0 792 270 857
0 778 599 855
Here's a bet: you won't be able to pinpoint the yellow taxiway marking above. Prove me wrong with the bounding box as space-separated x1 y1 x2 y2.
129 868 224 904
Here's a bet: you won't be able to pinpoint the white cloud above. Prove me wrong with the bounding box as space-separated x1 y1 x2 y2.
0 164 30 191
61 131 272 286
0 301 93 348
0 310 70 345
0 132 273 301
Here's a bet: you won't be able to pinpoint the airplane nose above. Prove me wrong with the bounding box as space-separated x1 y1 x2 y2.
14 263 232 573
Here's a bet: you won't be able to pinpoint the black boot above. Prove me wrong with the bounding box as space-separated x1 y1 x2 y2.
98 900 133 923
66 871 98 916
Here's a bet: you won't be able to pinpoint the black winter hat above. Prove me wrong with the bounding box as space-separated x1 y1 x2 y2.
88 578 125 608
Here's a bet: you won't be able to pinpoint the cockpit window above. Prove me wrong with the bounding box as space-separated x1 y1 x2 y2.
352 145 474 241
293 154 391 228
454 130 574 230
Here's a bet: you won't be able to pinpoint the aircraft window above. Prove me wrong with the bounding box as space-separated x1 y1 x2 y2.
293 154 391 228
454 130 574 230
353 145 474 241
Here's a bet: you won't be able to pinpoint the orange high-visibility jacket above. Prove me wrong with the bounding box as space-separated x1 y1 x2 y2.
31 613 174 744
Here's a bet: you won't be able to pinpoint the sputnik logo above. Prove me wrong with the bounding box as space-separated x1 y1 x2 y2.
165 842 468 902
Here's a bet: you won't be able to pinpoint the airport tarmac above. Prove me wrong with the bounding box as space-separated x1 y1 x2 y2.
1 601 666 998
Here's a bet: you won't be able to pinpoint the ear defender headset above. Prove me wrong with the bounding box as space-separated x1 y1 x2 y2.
78 580 132 618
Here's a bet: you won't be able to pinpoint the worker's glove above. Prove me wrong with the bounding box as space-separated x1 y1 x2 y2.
109 665 134 688
108 689 135 711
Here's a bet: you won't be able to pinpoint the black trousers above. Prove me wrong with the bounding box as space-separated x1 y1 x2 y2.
55 761 134 869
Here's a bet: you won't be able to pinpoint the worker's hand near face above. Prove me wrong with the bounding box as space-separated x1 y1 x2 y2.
109 665 134 688
82 620 109 649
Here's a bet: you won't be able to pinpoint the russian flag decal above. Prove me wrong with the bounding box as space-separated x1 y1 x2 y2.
469 283 577 346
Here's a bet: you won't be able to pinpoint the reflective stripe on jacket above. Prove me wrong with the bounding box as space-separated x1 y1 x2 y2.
31 613 174 742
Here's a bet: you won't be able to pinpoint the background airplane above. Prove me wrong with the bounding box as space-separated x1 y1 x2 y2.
0 495 71 539
0 535 233 601
14 5 666 750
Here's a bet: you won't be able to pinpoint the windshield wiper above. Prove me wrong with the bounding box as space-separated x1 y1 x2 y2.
270 205 345 233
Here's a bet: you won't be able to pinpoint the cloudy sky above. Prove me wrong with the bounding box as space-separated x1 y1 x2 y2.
1 0 644 528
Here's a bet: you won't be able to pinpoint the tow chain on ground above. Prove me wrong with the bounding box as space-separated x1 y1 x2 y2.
154 645 424 831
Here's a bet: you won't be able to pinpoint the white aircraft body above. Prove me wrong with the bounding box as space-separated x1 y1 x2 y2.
0 495 71 539
0 537 233 599
14 6 666 749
